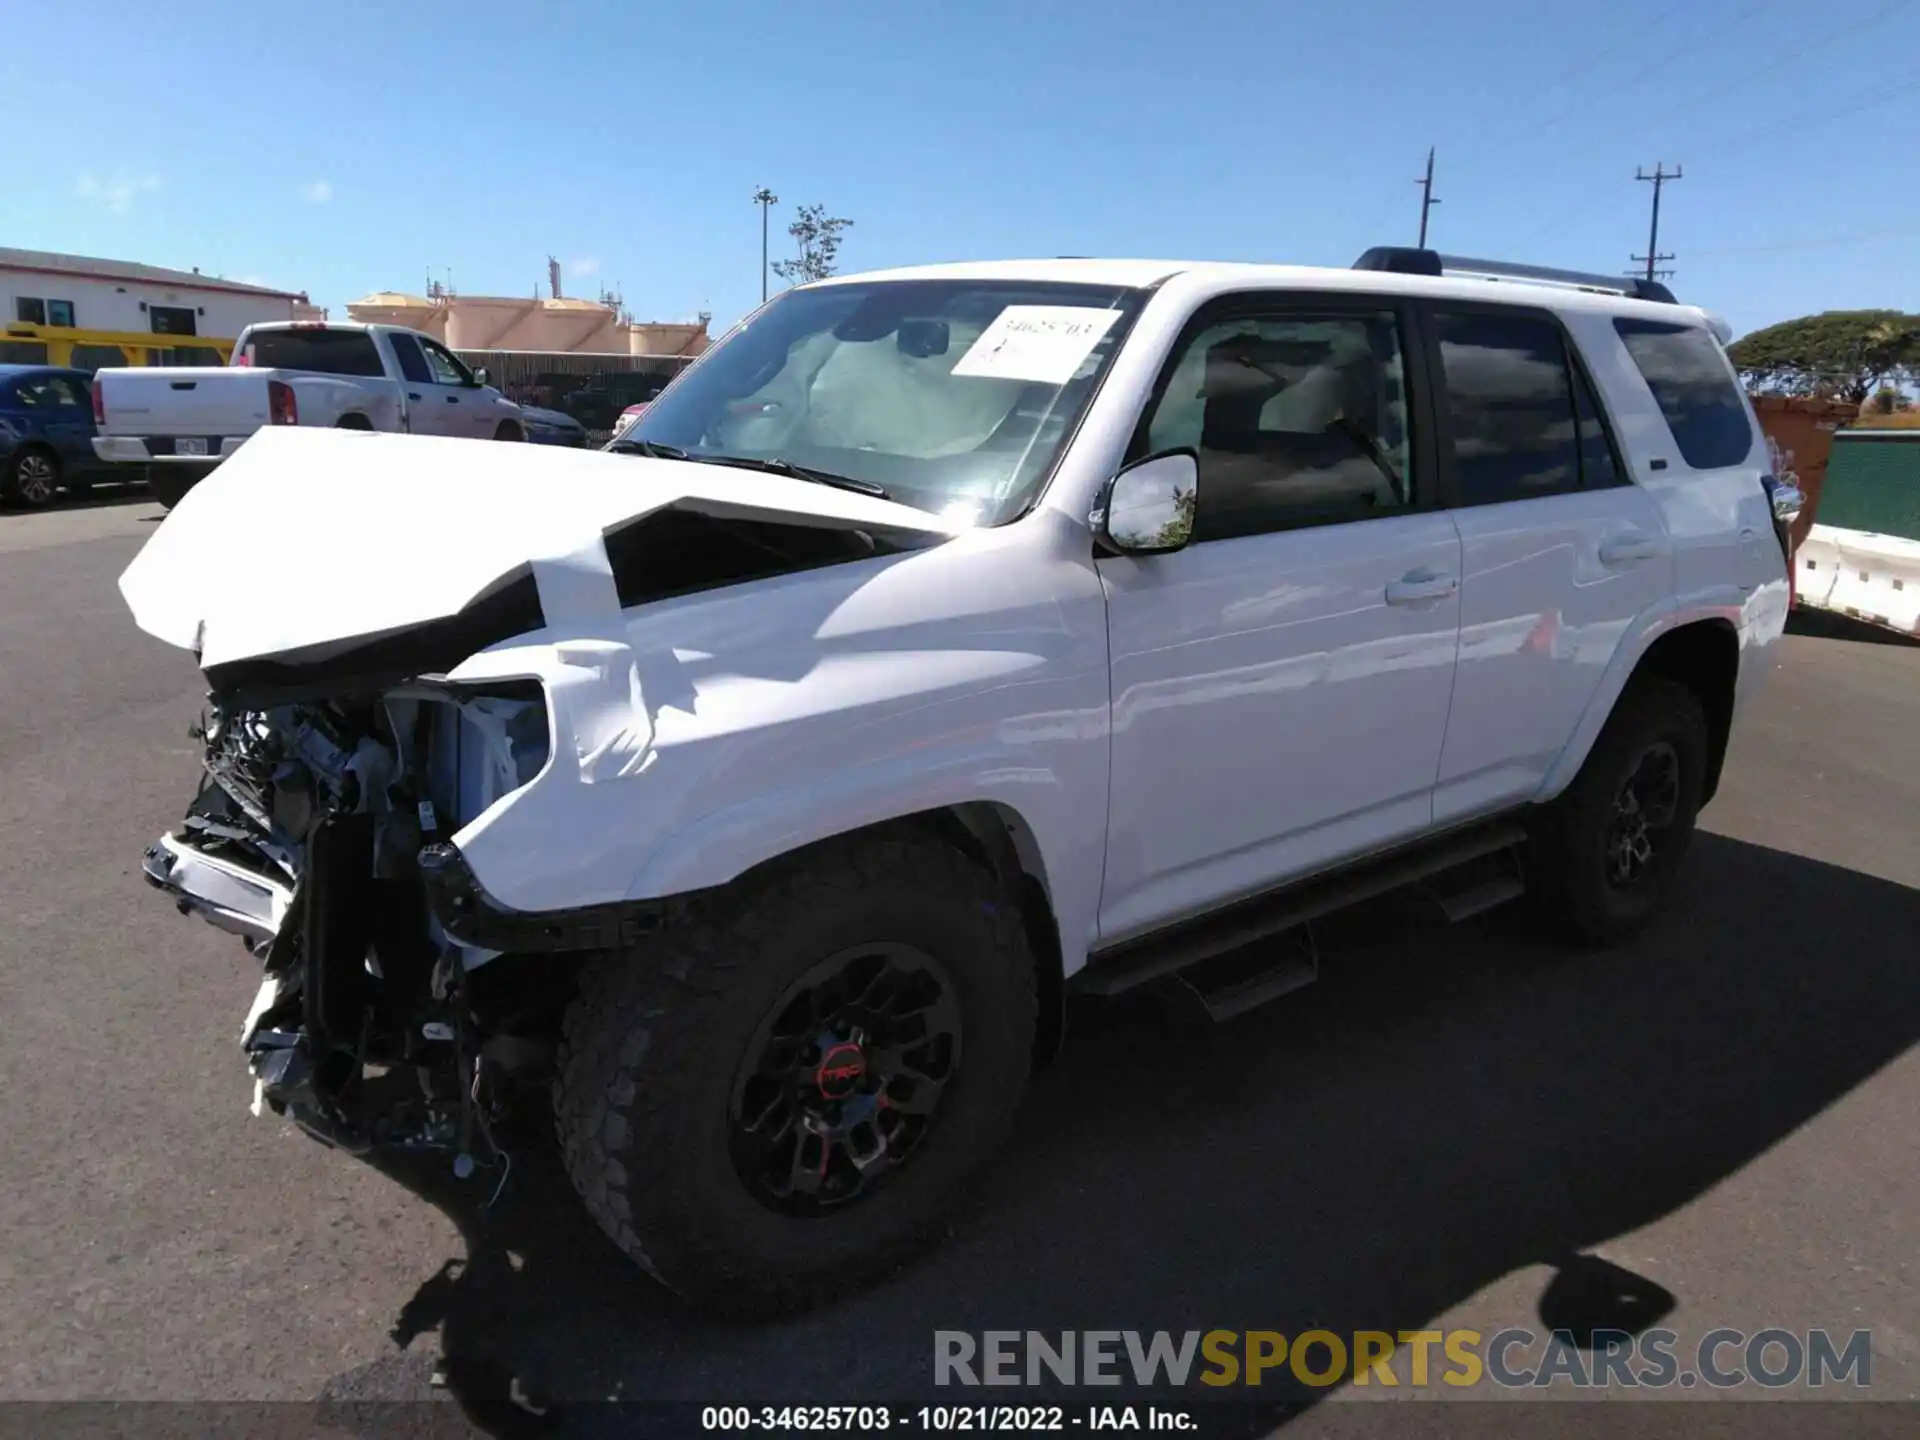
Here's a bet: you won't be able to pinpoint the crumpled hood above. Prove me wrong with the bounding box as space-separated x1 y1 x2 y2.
120 426 961 673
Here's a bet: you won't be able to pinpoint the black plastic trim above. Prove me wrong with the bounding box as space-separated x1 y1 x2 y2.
416 842 696 954
1076 814 1530 996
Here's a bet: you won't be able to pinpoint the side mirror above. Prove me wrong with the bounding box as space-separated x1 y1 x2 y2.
472 367 490 387
1094 450 1199 555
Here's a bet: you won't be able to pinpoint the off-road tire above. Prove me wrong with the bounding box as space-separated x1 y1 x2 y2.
553 830 1038 1316
1527 675 1707 948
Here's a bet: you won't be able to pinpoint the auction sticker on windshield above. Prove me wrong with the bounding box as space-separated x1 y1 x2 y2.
950 305 1122 385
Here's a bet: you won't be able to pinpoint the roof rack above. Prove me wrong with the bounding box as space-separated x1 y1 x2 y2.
1352 246 1677 305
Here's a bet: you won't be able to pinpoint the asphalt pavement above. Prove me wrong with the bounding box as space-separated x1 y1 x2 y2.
0 497 1915 1438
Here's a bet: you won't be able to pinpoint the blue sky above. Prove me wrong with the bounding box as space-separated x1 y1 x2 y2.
5 0 1917 341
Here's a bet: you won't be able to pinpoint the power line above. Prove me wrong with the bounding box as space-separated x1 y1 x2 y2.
1626 0 1918 139
1690 224 1920 256
1521 0 1795 143
1631 163 1682 282
1510 1 1917 246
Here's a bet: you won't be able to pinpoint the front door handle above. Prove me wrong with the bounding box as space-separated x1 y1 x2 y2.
447 395 460 404
407 392 421 401
1385 570 1460 606
1599 533 1659 566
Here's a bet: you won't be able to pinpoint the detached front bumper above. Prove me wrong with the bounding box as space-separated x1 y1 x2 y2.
142 831 293 947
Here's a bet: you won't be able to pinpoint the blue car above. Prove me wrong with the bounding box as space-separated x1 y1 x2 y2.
517 404 591 447
0 364 107 509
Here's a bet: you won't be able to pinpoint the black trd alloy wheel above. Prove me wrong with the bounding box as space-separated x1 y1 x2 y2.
1604 741 1681 891
1528 676 1707 947
728 941 962 1215
554 830 1037 1315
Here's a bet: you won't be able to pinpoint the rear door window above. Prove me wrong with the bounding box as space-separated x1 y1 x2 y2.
1612 318 1754 470
244 329 385 378
1431 309 1581 504
387 333 433 385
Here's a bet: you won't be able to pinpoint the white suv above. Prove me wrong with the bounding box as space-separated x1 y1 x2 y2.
123 248 1800 1315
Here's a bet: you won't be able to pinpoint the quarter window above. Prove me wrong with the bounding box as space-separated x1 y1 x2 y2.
1136 309 1412 541
1613 318 1754 470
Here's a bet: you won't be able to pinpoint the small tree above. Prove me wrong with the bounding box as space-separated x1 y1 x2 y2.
771 204 853 286
1728 310 1920 404
1152 487 1197 549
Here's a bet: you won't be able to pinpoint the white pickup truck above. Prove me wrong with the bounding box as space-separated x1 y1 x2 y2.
92 321 525 507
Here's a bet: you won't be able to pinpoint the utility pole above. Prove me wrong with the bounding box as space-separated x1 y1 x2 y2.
752 187 779 303
1415 147 1440 249
1630 162 1681 282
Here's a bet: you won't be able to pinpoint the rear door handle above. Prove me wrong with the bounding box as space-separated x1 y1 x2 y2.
1385 570 1460 606
407 391 421 401
447 395 459 404
1599 533 1659 566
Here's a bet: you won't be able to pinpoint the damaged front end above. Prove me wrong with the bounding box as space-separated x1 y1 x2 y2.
123 427 963 1178
145 679 571 1172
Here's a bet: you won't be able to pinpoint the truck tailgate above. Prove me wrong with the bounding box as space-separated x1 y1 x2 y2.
95 367 270 438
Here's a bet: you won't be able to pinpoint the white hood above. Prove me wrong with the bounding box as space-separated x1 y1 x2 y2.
120 426 960 671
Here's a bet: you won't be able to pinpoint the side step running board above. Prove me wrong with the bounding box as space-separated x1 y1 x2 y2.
1075 819 1530 1012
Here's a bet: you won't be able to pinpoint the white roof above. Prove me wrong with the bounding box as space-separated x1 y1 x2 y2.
816 257 1720 329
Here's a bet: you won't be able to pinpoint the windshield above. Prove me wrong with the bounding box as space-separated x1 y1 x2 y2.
626 278 1146 523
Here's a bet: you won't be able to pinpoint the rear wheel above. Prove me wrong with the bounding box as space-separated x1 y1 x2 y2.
335 413 373 431
2 446 60 509
1527 676 1707 947
553 830 1037 1315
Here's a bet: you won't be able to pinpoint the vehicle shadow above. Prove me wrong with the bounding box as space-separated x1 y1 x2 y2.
57 481 156 512
1787 606 1920 648
315 832 1920 1437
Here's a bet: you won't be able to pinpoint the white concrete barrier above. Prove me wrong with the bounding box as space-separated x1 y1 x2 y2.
1797 523 1920 635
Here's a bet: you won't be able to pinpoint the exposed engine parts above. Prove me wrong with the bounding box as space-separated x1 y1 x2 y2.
149 683 564 1194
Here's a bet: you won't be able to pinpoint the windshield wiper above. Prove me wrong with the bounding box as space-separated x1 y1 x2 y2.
608 438 689 460
697 453 890 501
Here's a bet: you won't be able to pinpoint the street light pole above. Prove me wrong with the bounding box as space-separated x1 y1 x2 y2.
752 187 778 303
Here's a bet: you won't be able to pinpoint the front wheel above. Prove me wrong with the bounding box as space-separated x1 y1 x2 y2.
1 446 61 509
553 831 1038 1315
1527 676 1707 947
493 421 523 442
